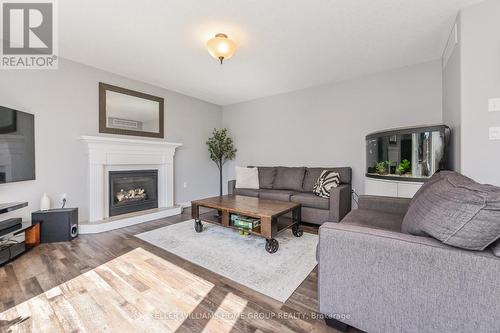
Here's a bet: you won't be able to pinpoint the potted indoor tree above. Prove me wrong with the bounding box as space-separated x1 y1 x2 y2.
206 128 237 196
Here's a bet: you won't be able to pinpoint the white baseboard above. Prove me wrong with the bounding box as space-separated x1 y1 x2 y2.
79 206 182 234
177 201 192 209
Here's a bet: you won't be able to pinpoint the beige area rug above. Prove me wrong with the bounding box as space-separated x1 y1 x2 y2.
136 220 318 302
0 248 248 333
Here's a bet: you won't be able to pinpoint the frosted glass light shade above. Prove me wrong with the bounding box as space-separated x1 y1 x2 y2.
206 33 236 64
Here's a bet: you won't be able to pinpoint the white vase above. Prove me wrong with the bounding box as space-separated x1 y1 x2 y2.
40 193 51 211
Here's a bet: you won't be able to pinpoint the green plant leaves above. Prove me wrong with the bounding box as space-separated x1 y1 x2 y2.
206 128 237 169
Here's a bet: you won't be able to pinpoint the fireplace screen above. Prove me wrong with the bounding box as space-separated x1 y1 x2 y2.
109 170 158 217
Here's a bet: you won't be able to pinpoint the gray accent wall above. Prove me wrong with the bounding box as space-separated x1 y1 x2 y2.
460 0 500 185
442 15 462 172
442 0 500 186
222 61 443 195
0 59 222 221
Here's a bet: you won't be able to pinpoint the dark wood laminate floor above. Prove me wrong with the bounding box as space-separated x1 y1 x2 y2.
0 209 361 333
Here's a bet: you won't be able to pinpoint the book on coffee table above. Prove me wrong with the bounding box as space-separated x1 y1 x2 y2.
231 214 260 229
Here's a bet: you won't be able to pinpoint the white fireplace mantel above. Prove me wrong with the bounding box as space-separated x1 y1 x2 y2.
80 136 182 233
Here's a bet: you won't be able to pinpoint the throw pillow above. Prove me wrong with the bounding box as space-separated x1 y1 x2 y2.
401 171 500 251
235 166 259 189
312 170 340 198
303 168 351 192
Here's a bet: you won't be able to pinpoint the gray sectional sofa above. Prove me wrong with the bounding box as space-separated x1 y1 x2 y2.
318 171 500 333
228 166 352 224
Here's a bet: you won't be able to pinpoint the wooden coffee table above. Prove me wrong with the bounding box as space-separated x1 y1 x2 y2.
191 195 303 253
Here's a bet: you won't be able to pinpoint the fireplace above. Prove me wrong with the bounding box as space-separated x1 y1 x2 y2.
109 170 158 217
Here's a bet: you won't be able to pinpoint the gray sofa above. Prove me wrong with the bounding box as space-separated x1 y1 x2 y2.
318 194 500 333
228 166 352 224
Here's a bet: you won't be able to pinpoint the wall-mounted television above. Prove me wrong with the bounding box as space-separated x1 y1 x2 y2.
0 106 35 183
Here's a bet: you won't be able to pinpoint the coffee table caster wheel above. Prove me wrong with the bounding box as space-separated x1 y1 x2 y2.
292 225 303 237
265 239 279 254
194 219 203 233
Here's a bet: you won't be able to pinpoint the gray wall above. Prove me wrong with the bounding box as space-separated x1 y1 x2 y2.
442 15 462 172
459 0 500 185
0 59 222 221
222 60 443 195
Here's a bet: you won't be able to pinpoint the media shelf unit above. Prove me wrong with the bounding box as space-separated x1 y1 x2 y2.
0 202 40 266
0 202 28 214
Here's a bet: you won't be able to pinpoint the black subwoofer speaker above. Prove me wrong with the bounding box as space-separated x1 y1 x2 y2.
32 208 78 243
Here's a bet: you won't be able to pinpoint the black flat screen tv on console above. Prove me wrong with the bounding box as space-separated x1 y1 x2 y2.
0 106 35 183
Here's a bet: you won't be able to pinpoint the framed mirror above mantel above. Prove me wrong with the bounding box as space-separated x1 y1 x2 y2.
99 82 164 138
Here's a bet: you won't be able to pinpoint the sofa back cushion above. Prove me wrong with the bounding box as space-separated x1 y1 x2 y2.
401 171 500 251
303 167 351 192
256 167 276 189
273 167 306 191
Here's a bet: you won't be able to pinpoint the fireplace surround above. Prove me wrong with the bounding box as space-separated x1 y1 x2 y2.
80 136 182 234
109 170 158 217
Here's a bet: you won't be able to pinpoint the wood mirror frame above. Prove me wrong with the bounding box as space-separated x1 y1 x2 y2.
99 82 165 138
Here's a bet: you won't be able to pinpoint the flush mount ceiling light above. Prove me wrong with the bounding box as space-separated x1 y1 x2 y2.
206 33 236 64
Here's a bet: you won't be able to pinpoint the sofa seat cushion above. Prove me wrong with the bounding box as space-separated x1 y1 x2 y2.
259 189 295 201
341 209 404 232
291 193 329 210
233 188 260 197
402 171 500 251
273 167 306 191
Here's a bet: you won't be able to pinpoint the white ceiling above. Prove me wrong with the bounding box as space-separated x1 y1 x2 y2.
59 0 479 106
